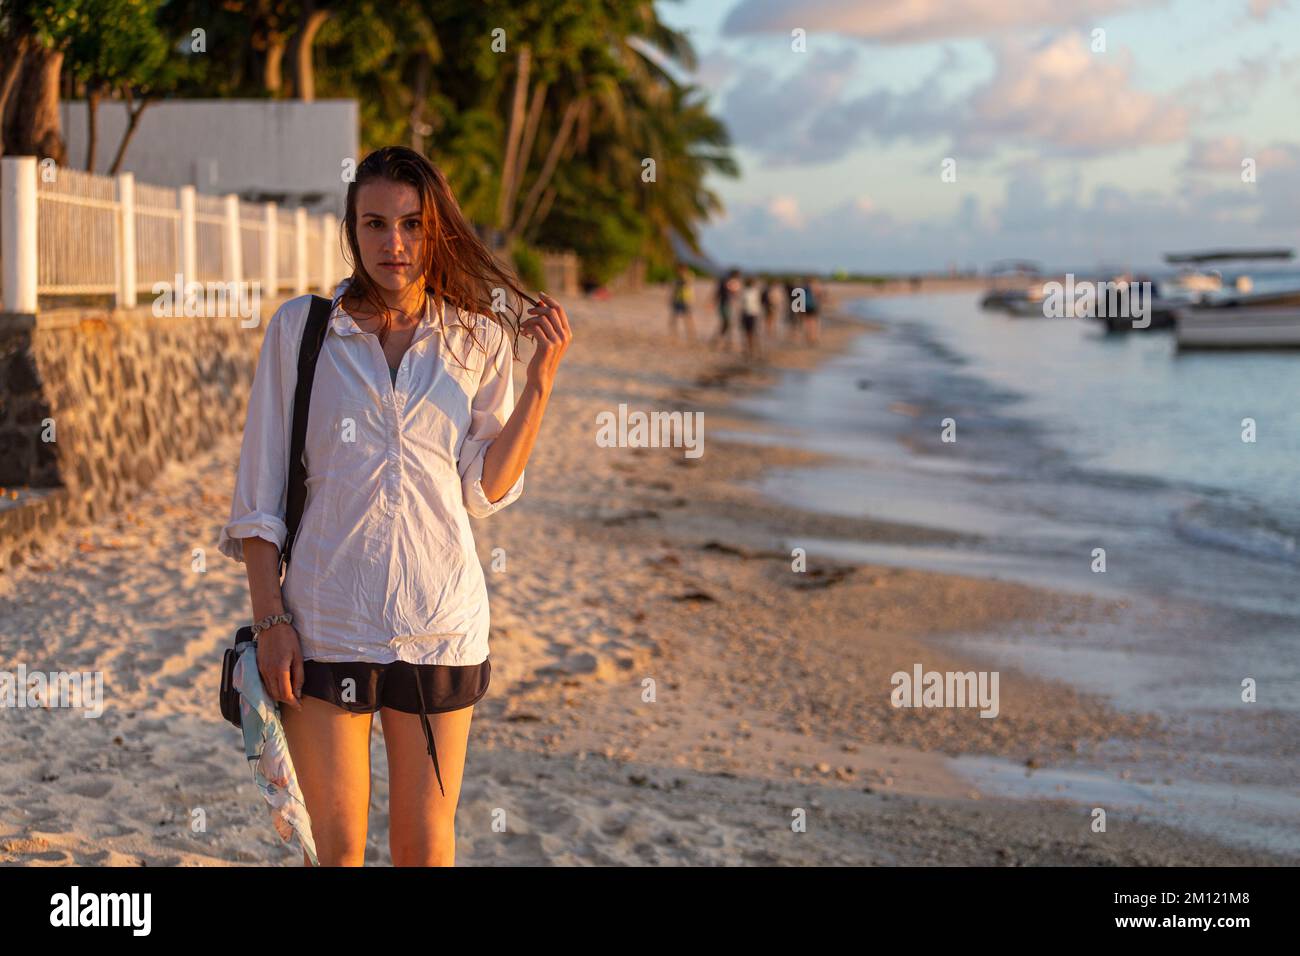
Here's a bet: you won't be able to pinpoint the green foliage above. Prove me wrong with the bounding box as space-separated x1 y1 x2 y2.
44 0 737 284
510 239 545 290
539 166 646 284
65 0 170 96
645 260 678 284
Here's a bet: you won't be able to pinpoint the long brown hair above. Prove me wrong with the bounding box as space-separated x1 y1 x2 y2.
339 146 532 369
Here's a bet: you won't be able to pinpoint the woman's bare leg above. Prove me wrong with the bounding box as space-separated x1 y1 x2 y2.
280 695 374 866
381 704 476 866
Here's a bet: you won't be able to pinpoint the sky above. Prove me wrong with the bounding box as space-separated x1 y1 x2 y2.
657 0 1300 274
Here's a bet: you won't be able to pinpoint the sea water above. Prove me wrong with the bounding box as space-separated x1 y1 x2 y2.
718 290 1300 855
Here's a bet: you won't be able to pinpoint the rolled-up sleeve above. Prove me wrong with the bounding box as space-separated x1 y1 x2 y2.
218 301 296 562
457 318 525 518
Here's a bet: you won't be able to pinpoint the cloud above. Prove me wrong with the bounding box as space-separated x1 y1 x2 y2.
767 195 806 228
692 49 743 92
1183 138 1300 226
720 32 1188 164
721 0 1156 44
699 144 1300 271
956 34 1189 155
1184 135 1251 171
1174 54 1281 119
1246 0 1290 19
1185 136 1298 173
718 46 866 164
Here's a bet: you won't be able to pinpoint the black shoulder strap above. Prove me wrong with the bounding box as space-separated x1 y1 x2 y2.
280 294 332 579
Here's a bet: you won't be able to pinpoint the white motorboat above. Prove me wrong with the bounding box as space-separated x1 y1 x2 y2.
980 260 1043 312
1163 249 1300 349
1175 304 1300 349
1002 280 1052 316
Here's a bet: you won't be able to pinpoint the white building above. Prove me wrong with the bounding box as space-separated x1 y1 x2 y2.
58 99 358 217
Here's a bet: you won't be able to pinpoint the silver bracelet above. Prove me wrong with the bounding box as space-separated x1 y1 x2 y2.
251 612 293 638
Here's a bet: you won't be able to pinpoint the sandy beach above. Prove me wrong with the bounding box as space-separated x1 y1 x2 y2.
0 280 1291 866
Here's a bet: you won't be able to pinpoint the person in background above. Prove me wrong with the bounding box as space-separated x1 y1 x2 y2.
739 274 763 361
785 276 804 342
802 274 821 346
668 263 697 341
713 267 741 351
761 276 779 341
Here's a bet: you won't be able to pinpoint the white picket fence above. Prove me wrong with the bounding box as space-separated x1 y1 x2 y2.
0 155 343 312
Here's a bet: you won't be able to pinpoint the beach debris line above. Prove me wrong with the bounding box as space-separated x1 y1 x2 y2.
600 508 660 526
791 566 857 589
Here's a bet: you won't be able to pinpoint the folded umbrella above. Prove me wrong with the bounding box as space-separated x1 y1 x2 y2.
232 642 319 866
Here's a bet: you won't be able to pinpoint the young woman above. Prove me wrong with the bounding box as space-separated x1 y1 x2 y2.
218 146 572 866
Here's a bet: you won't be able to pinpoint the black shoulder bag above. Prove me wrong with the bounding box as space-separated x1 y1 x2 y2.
219 294 333 728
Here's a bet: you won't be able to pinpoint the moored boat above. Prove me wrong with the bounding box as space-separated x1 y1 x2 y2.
980 260 1043 313
1167 249 1300 348
1175 305 1300 349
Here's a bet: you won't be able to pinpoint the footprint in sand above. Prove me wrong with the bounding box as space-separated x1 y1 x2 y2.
65 778 114 799
28 849 73 863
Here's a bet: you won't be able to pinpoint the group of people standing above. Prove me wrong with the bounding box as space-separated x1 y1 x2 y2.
668 265 825 359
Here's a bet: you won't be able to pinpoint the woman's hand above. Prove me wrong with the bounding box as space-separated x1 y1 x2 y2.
521 292 573 392
257 622 304 711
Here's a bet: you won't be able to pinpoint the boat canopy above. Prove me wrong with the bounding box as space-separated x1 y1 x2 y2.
1164 248 1294 264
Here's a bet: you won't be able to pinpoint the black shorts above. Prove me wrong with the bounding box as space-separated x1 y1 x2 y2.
300 658 490 715
741 312 757 333
300 657 491 796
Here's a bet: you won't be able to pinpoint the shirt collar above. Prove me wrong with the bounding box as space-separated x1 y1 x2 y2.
328 277 444 341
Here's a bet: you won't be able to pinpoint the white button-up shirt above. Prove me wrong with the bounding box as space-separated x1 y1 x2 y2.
218 282 524 665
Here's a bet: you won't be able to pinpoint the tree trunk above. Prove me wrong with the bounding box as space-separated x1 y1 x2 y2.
526 185 557 241
264 35 286 95
510 98 581 244
0 34 31 156
5 44 66 164
506 81 547 223
290 6 331 101
108 89 150 175
85 84 101 171
495 45 531 234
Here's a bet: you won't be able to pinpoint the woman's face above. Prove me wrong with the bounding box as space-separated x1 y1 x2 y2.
354 179 426 295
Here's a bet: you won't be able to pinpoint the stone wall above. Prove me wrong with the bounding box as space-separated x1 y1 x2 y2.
0 300 288 571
